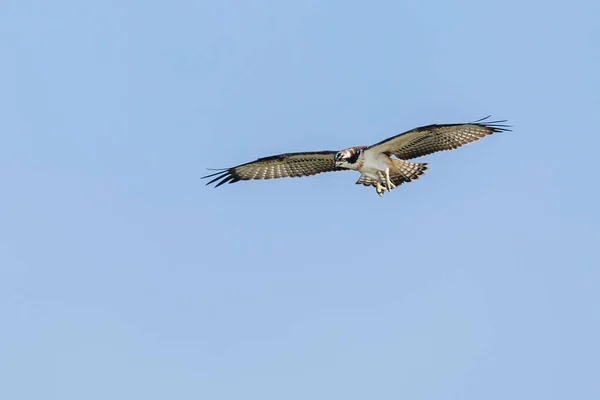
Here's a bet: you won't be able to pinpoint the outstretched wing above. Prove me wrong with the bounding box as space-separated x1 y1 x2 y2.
365 116 511 160
202 150 346 187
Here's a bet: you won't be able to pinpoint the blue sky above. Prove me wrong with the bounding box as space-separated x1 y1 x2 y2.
2 0 599 399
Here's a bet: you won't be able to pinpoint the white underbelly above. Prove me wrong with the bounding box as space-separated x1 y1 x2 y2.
361 151 390 175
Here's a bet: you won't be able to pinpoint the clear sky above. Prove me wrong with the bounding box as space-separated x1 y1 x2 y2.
2 0 599 399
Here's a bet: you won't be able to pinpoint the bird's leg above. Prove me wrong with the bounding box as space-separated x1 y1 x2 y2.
384 168 395 192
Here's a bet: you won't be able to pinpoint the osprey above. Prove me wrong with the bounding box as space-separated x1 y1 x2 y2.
202 116 511 197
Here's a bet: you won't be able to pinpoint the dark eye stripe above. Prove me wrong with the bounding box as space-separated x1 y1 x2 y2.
347 152 360 163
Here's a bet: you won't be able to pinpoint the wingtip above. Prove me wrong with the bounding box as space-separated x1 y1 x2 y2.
472 115 512 132
200 168 228 180
200 168 233 187
472 115 493 123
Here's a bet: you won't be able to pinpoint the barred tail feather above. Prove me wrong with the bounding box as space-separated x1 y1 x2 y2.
354 160 428 193
389 159 428 185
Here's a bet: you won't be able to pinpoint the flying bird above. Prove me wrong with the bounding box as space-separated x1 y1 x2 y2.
202 116 511 197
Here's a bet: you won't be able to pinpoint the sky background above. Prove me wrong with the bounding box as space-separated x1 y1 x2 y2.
2 0 599 399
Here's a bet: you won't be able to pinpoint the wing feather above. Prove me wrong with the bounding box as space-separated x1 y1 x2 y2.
366 116 511 160
202 150 345 187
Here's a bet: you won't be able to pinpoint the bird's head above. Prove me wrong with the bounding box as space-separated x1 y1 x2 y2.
334 148 362 169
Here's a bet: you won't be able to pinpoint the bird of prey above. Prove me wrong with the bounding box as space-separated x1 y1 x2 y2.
202 116 511 197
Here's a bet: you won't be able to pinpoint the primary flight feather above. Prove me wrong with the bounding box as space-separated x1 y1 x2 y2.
202 116 511 197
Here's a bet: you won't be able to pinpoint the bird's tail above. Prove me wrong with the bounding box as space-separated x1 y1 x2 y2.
389 159 428 185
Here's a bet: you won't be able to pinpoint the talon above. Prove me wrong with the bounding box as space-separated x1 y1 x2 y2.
375 182 385 197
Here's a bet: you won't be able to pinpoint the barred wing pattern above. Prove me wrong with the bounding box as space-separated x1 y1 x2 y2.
366 116 511 160
202 151 344 187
